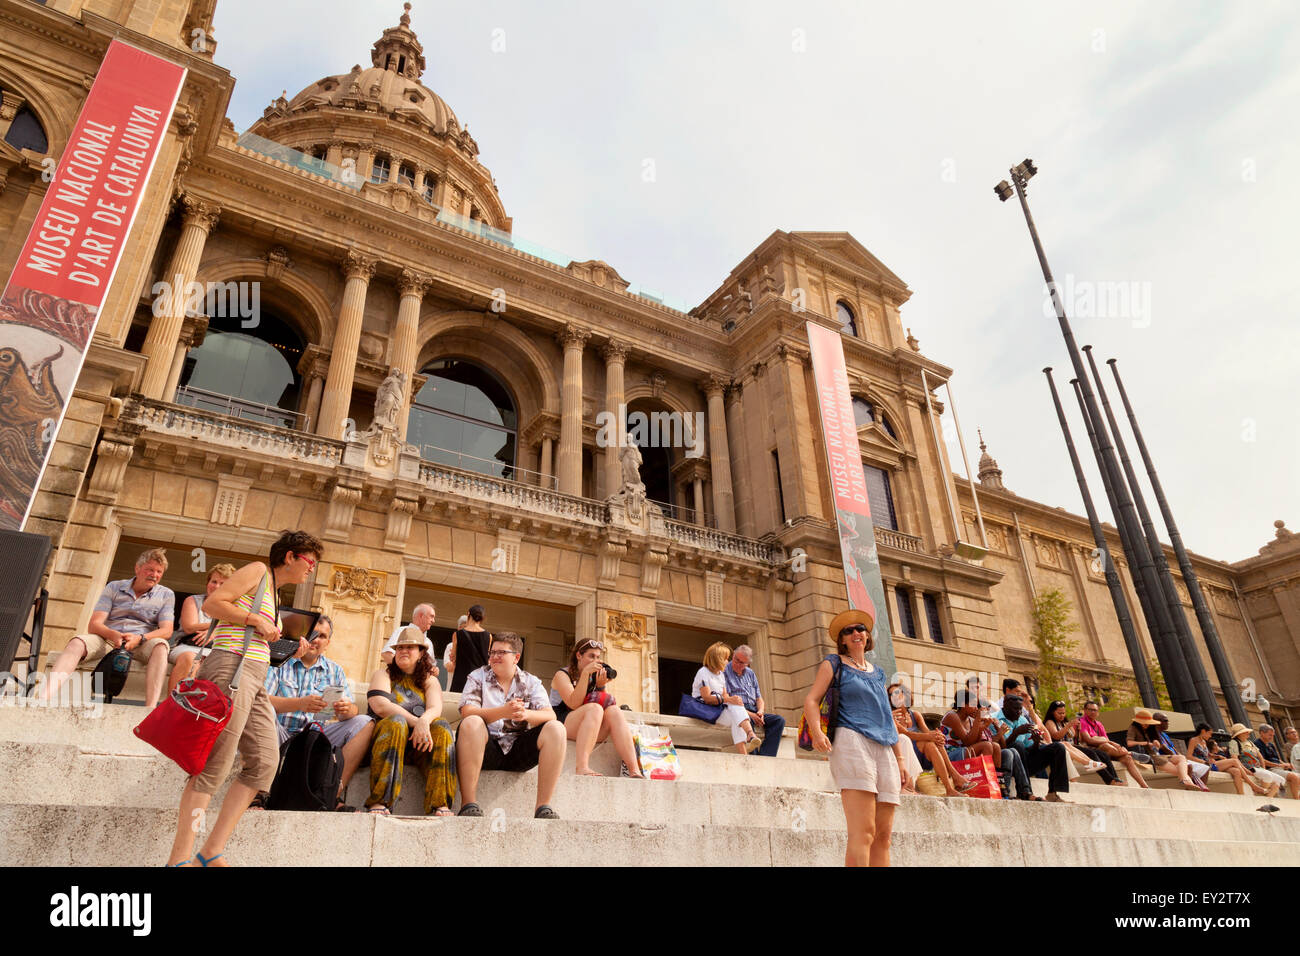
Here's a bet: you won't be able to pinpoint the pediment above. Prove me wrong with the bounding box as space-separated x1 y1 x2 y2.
790 231 909 296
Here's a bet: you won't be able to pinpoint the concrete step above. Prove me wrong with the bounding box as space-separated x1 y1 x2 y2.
5 740 1300 845
2 803 1296 867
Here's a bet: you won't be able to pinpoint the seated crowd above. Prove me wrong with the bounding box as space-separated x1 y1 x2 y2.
37 536 1299 867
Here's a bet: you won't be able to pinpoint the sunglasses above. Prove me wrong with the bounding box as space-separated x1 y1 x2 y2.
839 624 869 637
577 640 604 652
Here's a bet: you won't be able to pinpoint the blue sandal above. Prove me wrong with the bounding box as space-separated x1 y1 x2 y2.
194 851 223 867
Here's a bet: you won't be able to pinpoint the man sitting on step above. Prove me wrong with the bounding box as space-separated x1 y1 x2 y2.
724 644 785 757
456 632 566 819
1256 725 1300 799
1286 727 1300 774
993 695 1070 803
264 615 373 809
42 547 175 708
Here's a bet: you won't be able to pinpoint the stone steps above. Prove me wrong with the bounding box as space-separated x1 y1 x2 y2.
2 803 1295 867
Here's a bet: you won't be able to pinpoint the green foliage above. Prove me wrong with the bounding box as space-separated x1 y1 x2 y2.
1106 656 1171 710
1030 587 1080 711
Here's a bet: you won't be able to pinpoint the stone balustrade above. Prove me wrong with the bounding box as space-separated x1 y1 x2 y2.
663 518 775 563
418 460 610 525
122 398 345 466
875 527 924 554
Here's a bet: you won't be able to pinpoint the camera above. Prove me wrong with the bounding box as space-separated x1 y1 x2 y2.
586 662 617 693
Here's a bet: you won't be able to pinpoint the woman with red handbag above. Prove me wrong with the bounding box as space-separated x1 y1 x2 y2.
803 607 909 867
163 530 322 866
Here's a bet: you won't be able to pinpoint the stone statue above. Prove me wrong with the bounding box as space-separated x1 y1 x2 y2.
373 367 406 432
619 442 645 493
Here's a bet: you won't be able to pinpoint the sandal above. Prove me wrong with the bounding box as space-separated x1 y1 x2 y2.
577 769 604 777
367 805 391 815
194 851 223 866
431 806 454 817
458 802 483 817
534 805 559 819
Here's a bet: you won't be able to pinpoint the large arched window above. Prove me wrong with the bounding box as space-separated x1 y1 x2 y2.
5 105 48 153
409 359 517 478
176 310 304 428
836 300 857 337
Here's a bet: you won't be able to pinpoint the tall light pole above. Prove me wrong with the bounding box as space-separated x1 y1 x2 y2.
995 161 1199 719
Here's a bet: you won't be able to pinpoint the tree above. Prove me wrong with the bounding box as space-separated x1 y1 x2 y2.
1030 587 1080 711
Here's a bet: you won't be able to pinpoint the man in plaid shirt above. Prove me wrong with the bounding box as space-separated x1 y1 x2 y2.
264 615 373 806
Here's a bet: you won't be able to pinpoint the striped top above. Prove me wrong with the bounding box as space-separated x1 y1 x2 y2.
208 576 278 665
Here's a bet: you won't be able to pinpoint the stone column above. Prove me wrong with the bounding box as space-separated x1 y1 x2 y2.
910 587 929 641
692 477 705 525
316 250 377 439
140 196 219 399
884 581 902 639
556 325 589 496
303 373 325 432
393 269 431 440
725 383 753 536
601 341 629 499
162 316 209 402
540 436 554 486
701 375 736 533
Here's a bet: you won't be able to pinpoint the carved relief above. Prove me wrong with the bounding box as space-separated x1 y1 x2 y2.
327 564 386 604
705 570 726 612
210 474 253 526
1033 536 1061 569
605 610 647 649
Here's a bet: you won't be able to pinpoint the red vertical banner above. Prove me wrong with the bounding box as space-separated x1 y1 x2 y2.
0 40 186 529
806 321 897 676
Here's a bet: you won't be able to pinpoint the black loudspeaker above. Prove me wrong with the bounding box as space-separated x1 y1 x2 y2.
0 529 52 672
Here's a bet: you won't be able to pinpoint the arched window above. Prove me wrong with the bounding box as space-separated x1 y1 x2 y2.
176 309 305 429
409 359 517 479
836 300 857 337
5 105 48 153
861 463 898 531
852 397 897 439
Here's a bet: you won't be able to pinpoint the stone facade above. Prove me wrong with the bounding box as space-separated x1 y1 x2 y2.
2 0 1296 728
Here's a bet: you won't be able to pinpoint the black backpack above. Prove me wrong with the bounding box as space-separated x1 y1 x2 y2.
266 724 344 811
92 646 132 702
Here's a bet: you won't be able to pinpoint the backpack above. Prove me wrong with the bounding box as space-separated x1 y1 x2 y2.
92 646 133 702
266 723 344 811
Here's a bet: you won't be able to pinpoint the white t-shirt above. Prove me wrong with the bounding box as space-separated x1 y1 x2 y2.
692 666 726 701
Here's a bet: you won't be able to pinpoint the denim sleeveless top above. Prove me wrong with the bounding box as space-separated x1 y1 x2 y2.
831 655 898 747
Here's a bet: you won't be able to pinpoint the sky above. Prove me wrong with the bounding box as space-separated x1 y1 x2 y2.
213 0 1300 564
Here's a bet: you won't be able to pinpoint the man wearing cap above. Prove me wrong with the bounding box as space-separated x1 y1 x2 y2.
264 614 374 808
803 606 909 867
725 644 785 757
1255 724 1300 798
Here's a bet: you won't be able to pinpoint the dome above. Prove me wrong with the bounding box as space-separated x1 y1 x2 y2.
249 3 508 230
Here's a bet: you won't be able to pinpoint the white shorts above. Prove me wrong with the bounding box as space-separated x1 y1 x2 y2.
830 726 901 805
168 642 213 664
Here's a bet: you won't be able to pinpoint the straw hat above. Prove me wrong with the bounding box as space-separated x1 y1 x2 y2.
392 625 429 650
828 607 875 647
1228 723 1252 740
1131 708 1160 726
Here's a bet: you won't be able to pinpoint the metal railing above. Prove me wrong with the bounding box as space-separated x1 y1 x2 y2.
648 498 717 529
875 527 924 554
418 459 609 524
415 443 558 491
174 385 305 431
123 398 344 466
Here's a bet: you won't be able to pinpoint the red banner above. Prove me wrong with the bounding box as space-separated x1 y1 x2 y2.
806 321 896 675
0 40 186 529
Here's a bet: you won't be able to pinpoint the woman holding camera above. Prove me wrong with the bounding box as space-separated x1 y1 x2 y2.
550 638 644 778
365 627 457 815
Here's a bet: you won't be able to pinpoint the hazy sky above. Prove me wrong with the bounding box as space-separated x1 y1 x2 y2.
214 0 1299 563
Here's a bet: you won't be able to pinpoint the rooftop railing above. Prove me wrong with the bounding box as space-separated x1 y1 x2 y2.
123 397 344 467
235 132 363 190
418 459 609 524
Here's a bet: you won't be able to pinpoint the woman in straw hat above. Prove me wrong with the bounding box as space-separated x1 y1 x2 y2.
1126 709 1206 791
1226 723 1288 797
803 605 909 867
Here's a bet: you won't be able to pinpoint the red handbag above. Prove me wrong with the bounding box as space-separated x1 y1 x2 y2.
133 574 268 775
134 677 234 775
949 754 1002 800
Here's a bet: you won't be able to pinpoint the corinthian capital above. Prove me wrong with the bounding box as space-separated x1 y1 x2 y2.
398 268 433 298
556 324 591 350
179 195 221 232
599 340 630 364
340 249 377 281
699 373 729 397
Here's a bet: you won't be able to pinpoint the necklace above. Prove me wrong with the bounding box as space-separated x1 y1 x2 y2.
841 655 871 672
